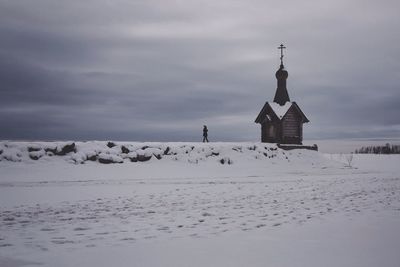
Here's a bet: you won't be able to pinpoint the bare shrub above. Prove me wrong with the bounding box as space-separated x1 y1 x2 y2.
345 153 354 167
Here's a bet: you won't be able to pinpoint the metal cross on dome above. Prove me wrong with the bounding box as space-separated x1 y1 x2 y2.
278 44 286 65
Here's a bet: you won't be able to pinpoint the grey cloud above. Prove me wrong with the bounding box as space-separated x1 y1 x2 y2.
0 0 399 141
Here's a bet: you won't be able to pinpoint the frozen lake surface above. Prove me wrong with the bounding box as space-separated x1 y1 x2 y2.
0 142 399 267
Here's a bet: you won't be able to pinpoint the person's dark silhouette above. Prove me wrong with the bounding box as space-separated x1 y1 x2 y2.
202 125 209 142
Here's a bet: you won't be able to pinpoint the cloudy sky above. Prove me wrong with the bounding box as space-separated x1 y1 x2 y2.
0 0 399 142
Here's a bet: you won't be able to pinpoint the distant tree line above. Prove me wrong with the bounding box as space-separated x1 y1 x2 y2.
354 143 400 154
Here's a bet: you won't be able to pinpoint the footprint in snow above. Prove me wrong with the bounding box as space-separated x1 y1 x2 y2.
73 227 90 231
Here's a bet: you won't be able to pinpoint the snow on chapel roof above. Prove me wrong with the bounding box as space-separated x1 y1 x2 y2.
269 101 292 119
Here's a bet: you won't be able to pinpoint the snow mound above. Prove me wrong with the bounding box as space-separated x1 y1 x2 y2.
0 141 329 167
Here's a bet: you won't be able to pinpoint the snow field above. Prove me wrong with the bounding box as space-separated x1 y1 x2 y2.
0 141 399 267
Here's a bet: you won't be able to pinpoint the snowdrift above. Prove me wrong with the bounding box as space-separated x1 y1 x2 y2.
0 141 326 166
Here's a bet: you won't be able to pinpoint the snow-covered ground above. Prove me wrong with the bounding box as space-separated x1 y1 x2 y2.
0 141 399 267
306 137 400 153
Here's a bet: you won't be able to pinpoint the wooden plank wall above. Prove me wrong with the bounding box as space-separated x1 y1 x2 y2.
282 108 300 137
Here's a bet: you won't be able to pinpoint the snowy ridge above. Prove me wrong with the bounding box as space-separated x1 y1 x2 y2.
0 141 326 166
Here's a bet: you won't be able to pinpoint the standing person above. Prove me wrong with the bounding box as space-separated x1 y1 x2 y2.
202 125 209 142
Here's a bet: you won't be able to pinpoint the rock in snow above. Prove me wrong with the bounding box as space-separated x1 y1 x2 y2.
0 141 324 166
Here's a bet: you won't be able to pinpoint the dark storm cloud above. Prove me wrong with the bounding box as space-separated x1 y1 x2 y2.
0 0 399 141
